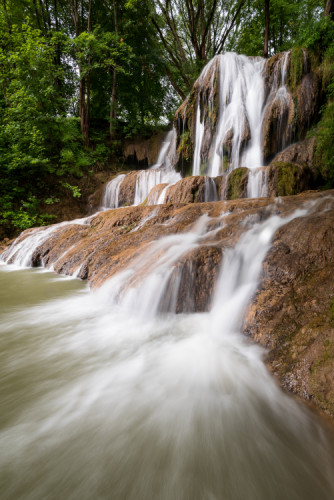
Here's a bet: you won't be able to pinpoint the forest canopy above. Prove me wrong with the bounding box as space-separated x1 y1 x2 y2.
0 0 333 232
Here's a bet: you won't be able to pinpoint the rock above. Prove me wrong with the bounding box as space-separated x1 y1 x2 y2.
123 131 168 166
296 72 321 138
243 194 334 418
268 161 313 196
164 176 207 204
226 167 249 200
147 183 168 205
262 92 294 162
117 171 138 206
270 137 316 170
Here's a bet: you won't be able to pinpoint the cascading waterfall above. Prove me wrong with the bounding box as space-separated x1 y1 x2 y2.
102 129 181 209
193 102 205 176
100 51 297 208
181 51 295 199
1 199 334 499
101 173 126 209
207 53 266 177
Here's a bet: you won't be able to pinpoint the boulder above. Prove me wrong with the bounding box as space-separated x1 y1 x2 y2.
268 161 312 197
226 167 249 200
164 176 207 204
270 137 316 169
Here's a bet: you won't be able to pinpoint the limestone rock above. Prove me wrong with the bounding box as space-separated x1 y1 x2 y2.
123 131 168 166
270 137 316 170
164 176 207 204
268 162 313 196
226 167 249 200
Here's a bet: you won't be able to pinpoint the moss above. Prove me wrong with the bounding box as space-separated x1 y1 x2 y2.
289 47 305 93
271 162 302 196
177 130 192 161
226 167 248 200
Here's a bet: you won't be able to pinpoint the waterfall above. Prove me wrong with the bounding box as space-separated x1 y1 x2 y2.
190 53 266 178
178 51 300 199
204 177 218 202
193 102 205 176
102 129 181 209
102 174 126 209
2 199 334 499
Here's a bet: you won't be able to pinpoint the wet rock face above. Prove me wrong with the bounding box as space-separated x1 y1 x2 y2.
117 171 138 206
164 176 207 204
243 195 334 418
262 50 322 164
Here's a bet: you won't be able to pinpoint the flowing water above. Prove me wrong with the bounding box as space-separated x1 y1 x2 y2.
1 206 334 500
102 130 181 210
101 52 295 207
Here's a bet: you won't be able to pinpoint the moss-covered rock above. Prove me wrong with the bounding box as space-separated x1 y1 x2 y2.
268 161 312 196
226 167 249 200
288 47 305 92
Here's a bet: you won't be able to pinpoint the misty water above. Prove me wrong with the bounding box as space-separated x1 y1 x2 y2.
1 207 334 500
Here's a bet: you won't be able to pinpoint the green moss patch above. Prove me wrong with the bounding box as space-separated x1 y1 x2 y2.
227 167 248 200
289 47 305 92
270 161 304 196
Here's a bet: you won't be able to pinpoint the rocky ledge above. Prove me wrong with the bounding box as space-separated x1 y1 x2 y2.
2 189 334 419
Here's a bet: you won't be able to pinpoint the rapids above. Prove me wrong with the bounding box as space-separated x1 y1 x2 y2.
1 204 334 500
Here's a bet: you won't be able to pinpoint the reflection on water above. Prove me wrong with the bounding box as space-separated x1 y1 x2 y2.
1 265 334 500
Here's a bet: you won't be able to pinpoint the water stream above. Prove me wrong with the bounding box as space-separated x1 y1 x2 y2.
1 205 334 499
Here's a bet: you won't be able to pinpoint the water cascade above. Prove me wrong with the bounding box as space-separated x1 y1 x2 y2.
102 173 126 209
102 129 181 209
1 198 334 499
100 51 299 208
175 51 298 199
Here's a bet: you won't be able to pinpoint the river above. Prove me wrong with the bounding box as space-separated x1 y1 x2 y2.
1 208 334 499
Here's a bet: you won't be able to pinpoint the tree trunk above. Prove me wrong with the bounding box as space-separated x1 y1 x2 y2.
263 0 270 58
325 0 334 20
110 68 117 139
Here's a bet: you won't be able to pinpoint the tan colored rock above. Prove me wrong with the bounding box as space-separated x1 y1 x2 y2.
164 176 207 204
147 183 168 205
243 194 334 417
117 171 138 206
123 131 168 166
270 137 316 169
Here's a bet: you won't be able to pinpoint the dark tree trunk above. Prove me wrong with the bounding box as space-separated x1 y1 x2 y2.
263 0 270 58
325 0 334 20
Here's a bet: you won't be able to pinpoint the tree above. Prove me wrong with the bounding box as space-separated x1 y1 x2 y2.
150 0 246 98
325 0 334 19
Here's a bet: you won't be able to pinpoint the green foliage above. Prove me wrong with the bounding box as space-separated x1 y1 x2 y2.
314 98 334 186
271 162 303 196
178 130 192 160
0 195 55 231
61 182 82 199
